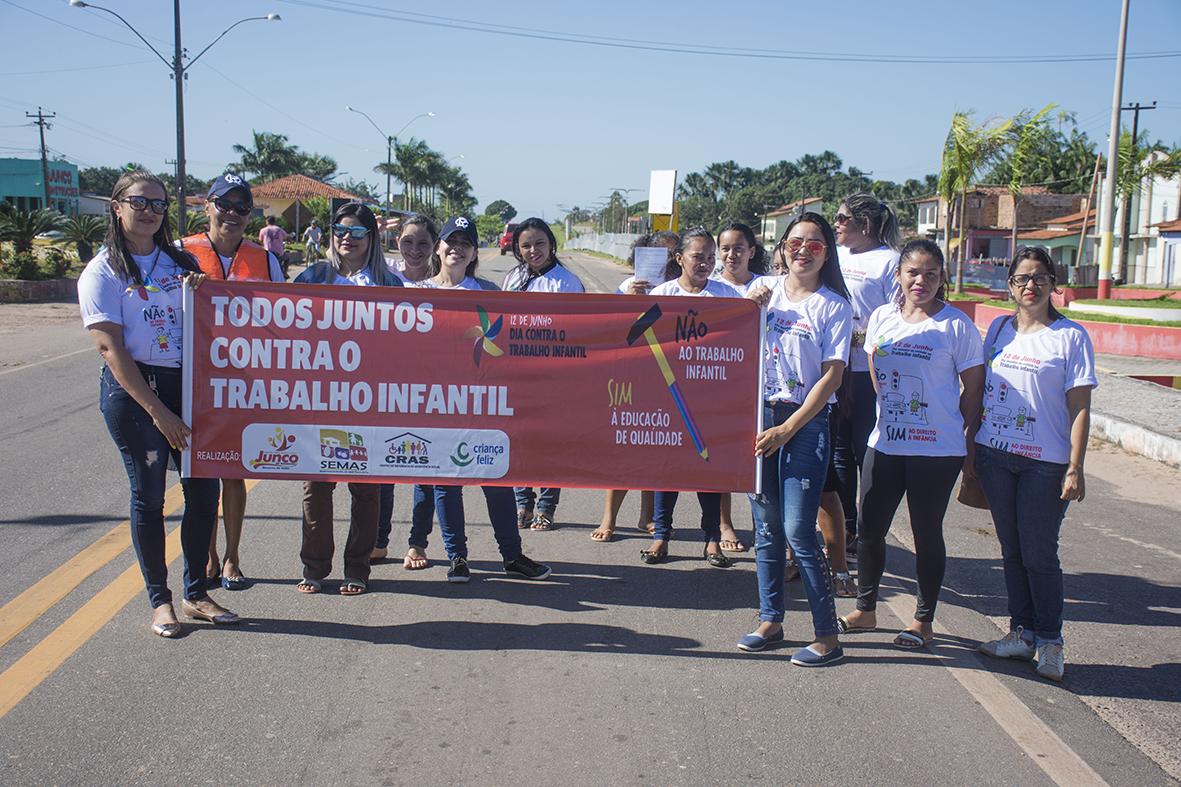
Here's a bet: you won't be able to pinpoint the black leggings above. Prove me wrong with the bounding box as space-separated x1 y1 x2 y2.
855 448 963 622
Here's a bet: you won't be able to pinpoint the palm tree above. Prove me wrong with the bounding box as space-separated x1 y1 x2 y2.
60 214 107 262
939 111 1013 292
231 131 301 180
0 208 64 254
1007 104 1057 258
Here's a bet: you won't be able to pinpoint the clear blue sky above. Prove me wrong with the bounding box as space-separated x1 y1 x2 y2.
1 0 1178 219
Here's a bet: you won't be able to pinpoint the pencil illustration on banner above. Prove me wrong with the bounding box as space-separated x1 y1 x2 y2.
626 303 709 461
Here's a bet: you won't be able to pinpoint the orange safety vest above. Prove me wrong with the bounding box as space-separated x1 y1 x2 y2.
182 234 273 281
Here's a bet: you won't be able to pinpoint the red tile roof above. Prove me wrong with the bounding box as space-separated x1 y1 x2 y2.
1155 218 1181 233
1040 207 1097 227
251 174 362 201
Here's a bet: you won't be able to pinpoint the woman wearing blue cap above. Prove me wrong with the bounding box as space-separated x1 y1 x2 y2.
293 202 401 595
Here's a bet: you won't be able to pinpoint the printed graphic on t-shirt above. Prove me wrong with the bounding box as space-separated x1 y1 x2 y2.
764 312 816 402
981 349 1046 458
138 272 183 361
877 368 927 425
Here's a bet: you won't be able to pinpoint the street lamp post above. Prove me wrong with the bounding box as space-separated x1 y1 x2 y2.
69 0 279 237
611 187 641 233
346 107 434 213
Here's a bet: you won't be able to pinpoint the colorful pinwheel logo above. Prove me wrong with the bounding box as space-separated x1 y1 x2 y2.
125 282 162 301
463 306 504 367
871 334 894 358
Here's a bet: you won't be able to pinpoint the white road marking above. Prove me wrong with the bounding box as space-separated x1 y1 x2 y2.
0 347 92 377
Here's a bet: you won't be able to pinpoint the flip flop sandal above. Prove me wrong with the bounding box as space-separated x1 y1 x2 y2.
589 529 616 542
403 550 429 570
638 523 655 535
893 629 931 649
719 539 748 553
836 616 876 635
296 578 322 594
703 548 733 568
340 579 367 596
831 572 857 598
531 513 555 531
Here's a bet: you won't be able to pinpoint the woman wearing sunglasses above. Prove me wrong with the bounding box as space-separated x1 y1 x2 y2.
975 247 1096 682
737 214 851 666
293 202 401 596
831 194 901 565
179 174 284 593
839 240 984 649
77 170 238 637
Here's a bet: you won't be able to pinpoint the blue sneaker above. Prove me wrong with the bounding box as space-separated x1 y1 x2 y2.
790 644 845 667
737 628 785 652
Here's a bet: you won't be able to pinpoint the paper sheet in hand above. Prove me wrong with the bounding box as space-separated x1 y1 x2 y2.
632 247 668 286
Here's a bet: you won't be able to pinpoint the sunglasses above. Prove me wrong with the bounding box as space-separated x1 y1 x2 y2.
210 197 253 216
119 196 167 215
781 238 827 256
1009 273 1054 288
332 224 371 239
832 213 854 225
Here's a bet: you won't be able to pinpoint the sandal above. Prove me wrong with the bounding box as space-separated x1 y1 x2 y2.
719 537 748 553
836 615 875 635
403 548 428 570
638 522 655 535
640 548 668 565
785 559 801 582
893 629 932 649
831 571 857 598
590 527 616 542
296 578 322 594
517 509 533 530
340 579 367 596
531 512 555 531
703 547 733 568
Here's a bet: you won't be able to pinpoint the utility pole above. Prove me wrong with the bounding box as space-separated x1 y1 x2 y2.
172 0 188 236
25 107 55 211
1116 100 1156 283
1096 0 1129 299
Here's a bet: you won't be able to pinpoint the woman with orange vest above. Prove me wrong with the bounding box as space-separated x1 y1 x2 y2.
180 174 284 591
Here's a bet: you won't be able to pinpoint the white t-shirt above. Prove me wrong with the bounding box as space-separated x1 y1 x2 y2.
303 226 321 244
649 278 740 298
394 269 431 287
503 263 585 293
975 316 1097 465
710 273 764 296
78 247 187 367
754 277 853 405
331 268 378 287
838 245 899 373
616 275 661 294
415 276 493 291
865 303 984 457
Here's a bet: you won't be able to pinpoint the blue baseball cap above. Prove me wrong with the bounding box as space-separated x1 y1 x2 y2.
439 216 478 245
207 173 252 200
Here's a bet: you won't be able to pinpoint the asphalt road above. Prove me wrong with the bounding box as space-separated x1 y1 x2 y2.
0 249 1177 785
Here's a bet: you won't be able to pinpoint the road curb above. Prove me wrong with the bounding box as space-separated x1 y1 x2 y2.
1091 411 1181 469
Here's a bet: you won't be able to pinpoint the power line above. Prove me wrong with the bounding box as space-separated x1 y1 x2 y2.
0 0 142 50
0 61 156 77
279 0 1181 65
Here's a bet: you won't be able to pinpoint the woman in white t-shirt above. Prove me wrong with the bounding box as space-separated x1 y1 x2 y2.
593 232 679 543
831 193 901 565
294 202 400 597
642 228 739 568
77 170 238 636
504 218 585 531
975 247 1096 682
736 214 852 666
838 239 984 649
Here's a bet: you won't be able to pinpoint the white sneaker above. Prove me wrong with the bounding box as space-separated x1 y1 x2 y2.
1036 643 1065 682
978 628 1036 661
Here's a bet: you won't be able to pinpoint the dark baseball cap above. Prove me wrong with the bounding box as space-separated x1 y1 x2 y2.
207 173 252 200
439 216 478 245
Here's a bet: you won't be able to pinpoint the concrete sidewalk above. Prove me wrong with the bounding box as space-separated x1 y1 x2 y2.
1090 361 1181 469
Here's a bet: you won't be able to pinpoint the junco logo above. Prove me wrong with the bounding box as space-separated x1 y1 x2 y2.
455 217 469 228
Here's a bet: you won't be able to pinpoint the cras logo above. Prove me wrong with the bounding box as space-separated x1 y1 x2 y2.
384 432 432 466
249 426 299 470
449 442 474 467
319 428 368 472
462 305 504 367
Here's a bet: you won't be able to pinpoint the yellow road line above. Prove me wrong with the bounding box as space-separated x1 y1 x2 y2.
0 478 260 720
0 527 182 718
0 347 93 377
0 484 184 649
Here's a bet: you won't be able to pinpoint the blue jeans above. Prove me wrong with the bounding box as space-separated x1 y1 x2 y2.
976 444 1069 646
513 486 560 515
100 364 219 609
651 492 722 542
436 485 523 562
376 485 438 550
832 371 875 537
749 402 838 637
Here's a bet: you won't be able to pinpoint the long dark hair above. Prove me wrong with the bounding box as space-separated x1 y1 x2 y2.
1010 246 1064 321
509 217 577 291
777 212 850 301
892 239 948 307
327 201 398 286
666 226 715 281
841 192 902 251
103 170 198 285
716 220 769 276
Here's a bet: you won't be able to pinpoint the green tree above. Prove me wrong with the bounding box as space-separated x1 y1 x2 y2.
60 214 107 261
476 213 504 244
230 131 337 182
1114 131 1181 281
0 208 64 254
484 200 517 221
1006 103 1057 256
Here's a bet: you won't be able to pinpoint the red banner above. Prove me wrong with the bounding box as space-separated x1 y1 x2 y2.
182 280 762 492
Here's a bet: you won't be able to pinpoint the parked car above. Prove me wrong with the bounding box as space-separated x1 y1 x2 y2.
498 222 518 254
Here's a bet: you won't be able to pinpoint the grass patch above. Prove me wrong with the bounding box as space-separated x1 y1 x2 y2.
1073 297 1181 309
949 292 990 303
569 247 629 266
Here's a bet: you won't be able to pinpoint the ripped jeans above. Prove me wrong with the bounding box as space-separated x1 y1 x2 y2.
100 364 219 609
749 402 838 637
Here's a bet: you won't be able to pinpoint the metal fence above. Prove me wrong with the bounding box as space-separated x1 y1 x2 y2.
564 232 642 261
